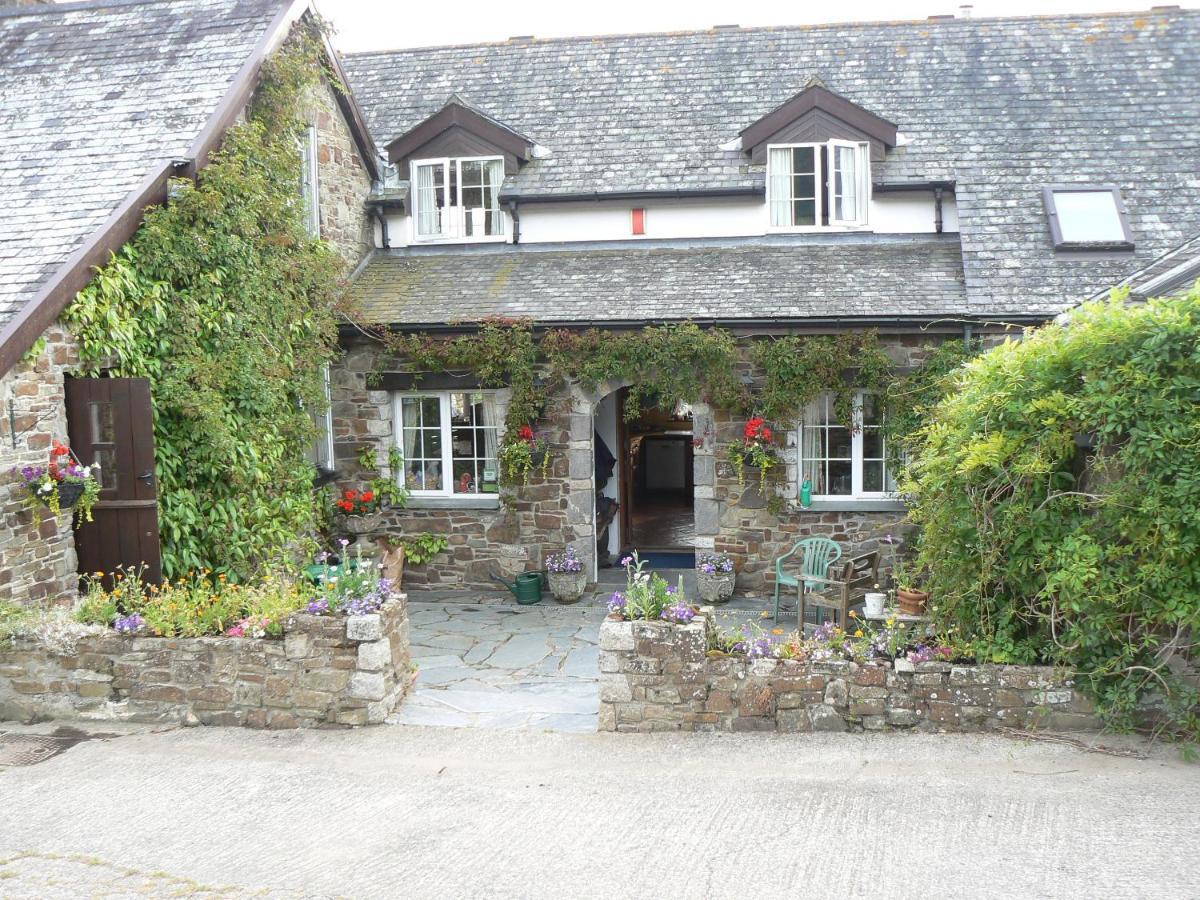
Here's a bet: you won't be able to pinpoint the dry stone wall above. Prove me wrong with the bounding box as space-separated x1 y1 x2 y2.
0 597 411 729
598 613 1101 734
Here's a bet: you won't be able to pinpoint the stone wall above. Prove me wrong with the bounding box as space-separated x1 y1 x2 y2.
0 597 411 729
598 614 1101 733
330 332 982 592
305 77 374 269
0 326 81 607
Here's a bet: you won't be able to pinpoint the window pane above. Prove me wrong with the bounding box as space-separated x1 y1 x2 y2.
414 163 446 236
828 460 853 496
1053 190 1126 243
862 429 883 459
401 396 443 491
863 461 884 493
828 427 852 458
791 146 814 174
792 199 815 226
448 392 498 494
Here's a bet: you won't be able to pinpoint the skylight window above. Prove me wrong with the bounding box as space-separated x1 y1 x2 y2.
1043 186 1134 250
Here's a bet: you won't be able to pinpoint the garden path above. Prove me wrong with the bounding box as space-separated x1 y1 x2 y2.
392 581 776 733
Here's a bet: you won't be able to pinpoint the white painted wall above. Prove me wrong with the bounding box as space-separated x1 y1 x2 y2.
380 191 958 248
594 392 621 560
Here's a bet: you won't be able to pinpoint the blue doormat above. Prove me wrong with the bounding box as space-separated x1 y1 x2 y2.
637 551 695 568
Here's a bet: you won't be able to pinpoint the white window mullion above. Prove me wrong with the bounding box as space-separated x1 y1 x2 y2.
439 393 454 494
814 146 824 227
850 393 863 497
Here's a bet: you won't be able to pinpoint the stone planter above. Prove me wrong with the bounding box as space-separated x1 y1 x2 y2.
547 570 587 603
696 570 735 603
344 513 383 535
864 592 887 617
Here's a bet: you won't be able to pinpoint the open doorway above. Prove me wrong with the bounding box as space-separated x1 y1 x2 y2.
595 389 695 570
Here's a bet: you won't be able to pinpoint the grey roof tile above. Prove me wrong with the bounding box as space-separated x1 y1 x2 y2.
344 11 1200 316
0 0 286 336
348 236 973 325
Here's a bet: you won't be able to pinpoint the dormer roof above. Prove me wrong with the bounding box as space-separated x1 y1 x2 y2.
738 82 897 163
383 94 534 173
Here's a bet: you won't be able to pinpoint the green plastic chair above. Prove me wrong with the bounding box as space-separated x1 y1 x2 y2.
772 537 843 621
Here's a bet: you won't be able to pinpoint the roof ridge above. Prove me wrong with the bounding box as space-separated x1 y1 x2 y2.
342 7 1197 57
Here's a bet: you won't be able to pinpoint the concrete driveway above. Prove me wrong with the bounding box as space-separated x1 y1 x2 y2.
1 724 1197 898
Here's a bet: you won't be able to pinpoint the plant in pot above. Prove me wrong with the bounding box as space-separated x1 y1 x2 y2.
16 440 102 526
695 551 736 603
728 416 779 505
498 424 550 487
545 546 587 603
890 558 930 616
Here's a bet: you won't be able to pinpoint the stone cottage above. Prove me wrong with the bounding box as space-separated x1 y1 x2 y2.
326 10 1200 594
0 0 377 605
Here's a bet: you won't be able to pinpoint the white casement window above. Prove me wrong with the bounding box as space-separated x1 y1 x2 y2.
799 392 896 499
299 124 320 238
411 156 506 242
767 140 870 230
315 363 335 470
393 391 501 495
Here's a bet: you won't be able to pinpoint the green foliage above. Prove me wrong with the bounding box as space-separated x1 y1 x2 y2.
882 337 981 467
63 27 344 580
0 601 31 644
906 291 1200 741
401 532 449 565
542 322 749 420
753 331 893 426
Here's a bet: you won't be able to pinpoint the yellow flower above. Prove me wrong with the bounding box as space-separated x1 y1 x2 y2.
849 610 858 618
854 630 864 638
93 571 104 577
760 611 771 619
771 628 784 635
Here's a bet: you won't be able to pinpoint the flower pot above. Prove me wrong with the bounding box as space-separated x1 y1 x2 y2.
696 571 736 603
547 570 587 603
738 467 767 509
345 513 383 535
864 592 887 617
29 480 85 510
897 588 930 616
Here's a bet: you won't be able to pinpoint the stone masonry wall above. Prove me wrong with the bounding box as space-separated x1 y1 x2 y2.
331 332 990 593
0 326 81 607
305 77 374 269
598 614 1101 734
0 596 411 729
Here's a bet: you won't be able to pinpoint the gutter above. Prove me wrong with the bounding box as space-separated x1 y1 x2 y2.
0 0 310 376
339 313 1047 339
498 187 764 205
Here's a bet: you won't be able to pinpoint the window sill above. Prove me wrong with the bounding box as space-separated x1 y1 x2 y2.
412 235 508 246
404 495 503 510
796 498 906 513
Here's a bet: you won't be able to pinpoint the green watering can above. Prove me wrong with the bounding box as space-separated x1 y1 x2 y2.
490 570 545 605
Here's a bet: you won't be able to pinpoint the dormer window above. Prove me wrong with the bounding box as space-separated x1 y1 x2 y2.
412 156 506 242
767 140 869 230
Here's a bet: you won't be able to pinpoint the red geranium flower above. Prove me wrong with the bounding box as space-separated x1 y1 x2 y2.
362 491 374 503
519 424 534 442
344 489 356 500
761 427 773 442
51 442 69 457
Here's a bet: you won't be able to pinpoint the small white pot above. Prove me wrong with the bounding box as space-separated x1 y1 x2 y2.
864 592 887 617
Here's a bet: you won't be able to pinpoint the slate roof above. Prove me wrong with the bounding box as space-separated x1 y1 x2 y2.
348 235 975 326
343 10 1200 319
1095 233 1200 301
0 0 288 345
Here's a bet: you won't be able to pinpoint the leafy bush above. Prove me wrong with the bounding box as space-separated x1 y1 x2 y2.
905 290 1200 739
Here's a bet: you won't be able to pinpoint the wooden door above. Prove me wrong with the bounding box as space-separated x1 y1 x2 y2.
65 377 161 586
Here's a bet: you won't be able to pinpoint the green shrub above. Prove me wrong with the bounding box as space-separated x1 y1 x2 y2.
905 289 1200 740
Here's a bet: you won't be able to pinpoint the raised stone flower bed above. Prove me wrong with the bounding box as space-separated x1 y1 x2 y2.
0 596 411 729
598 613 1100 734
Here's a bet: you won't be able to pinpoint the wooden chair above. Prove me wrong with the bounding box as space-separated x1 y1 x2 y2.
798 550 881 629
772 537 843 621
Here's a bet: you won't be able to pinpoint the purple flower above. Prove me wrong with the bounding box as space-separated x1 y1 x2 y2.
660 601 695 624
306 598 330 615
607 591 628 614
546 546 583 574
338 538 349 548
619 555 633 567
114 613 144 634
316 551 330 563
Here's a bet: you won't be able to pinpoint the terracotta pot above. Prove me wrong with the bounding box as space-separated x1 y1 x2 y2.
897 588 930 616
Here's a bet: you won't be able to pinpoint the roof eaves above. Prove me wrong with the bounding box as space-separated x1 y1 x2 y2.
383 97 533 165
0 0 310 376
739 83 898 150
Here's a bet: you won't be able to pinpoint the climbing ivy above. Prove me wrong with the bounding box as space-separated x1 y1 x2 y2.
63 24 345 580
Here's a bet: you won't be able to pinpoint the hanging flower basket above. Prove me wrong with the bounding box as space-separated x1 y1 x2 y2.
16 440 101 525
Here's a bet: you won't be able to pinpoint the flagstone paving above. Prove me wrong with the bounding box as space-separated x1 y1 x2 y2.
391 583 782 733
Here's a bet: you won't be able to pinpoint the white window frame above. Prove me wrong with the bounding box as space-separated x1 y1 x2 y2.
799 391 896 501
392 391 500 497
410 155 507 245
316 363 334 469
766 140 871 232
300 124 320 238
